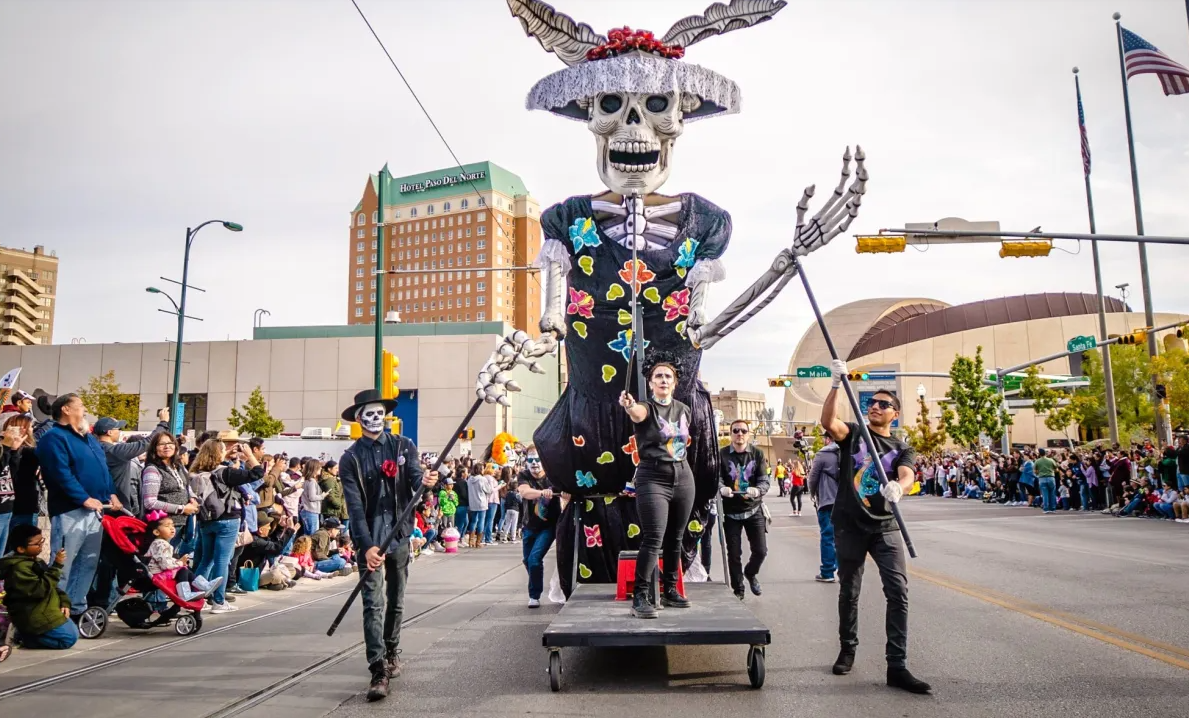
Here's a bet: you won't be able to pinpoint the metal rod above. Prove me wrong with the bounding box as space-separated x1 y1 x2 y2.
1000 317 1185 377
570 497 582 593
881 227 1189 246
374 166 387 392
715 495 729 585
379 266 540 275
159 276 206 292
792 256 916 557
170 228 192 437
1075 67 1120 446
327 396 484 636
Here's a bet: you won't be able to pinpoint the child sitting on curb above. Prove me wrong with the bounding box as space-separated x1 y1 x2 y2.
0 524 79 656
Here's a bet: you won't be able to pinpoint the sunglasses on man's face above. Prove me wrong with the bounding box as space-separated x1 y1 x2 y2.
732 427 749 435
526 457 541 464
868 399 896 411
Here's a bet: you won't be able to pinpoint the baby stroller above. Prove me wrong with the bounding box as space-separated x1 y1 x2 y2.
77 510 205 639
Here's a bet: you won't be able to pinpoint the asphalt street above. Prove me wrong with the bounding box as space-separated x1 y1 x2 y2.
2 496 1186 718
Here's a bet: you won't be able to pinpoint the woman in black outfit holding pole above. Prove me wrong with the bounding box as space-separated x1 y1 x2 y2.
619 354 694 619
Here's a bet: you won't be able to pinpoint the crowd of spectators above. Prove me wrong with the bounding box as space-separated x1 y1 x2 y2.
914 435 1189 521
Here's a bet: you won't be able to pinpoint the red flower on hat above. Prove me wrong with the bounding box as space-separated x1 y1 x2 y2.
586 26 685 61
381 460 398 478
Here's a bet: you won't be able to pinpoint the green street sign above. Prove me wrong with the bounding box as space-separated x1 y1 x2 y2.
796 365 831 379
1067 335 1097 353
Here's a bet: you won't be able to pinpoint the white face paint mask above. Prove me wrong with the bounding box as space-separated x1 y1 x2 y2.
356 403 387 434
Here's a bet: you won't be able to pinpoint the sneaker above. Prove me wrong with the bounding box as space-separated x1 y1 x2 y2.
788 512 797 517
210 602 238 614
228 585 248 595
815 574 838 583
366 663 390 702
286 580 299 588
528 597 541 608
887 667 932 694
832 650 855 675
223 594 236 603
423 547 434 555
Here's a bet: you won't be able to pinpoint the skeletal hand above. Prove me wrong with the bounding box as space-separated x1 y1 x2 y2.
475 330 557 407
790 146 867 257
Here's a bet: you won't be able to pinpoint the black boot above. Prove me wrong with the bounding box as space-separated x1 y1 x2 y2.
384 647 402 679
631 588 657 619
887 667 932 694
832 649 855 675
366 662 390 701
661 581 690 608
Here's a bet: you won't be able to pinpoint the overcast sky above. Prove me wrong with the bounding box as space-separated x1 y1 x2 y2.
2 0 1187 406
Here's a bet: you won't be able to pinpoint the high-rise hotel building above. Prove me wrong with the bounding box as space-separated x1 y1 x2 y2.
0 245 58 346
347 161 542 333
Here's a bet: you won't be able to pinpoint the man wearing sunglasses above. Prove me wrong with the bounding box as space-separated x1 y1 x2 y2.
717 420 770 600
517 446 560 608
821 360 930 695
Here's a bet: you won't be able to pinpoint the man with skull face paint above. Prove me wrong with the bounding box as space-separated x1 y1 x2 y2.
338 389 439 702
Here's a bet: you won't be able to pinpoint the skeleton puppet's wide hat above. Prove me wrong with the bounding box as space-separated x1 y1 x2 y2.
509 0 787 121
341 389 397 423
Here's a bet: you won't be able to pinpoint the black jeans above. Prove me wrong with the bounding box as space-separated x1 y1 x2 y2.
836 523 909 669
634 460 695 591
724 511 767 593
789 486 804 511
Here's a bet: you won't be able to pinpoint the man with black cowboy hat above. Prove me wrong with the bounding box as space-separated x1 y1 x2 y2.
337 389 438 702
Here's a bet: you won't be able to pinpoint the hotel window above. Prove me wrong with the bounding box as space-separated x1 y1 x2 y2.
414 289 419 299
465 228 471 237
370 306 376 316
477 211 486 221
431 247 437 256
355 281 363 291
477 281 485 291
456 243 462 252
477 311 485 321
355 294 362 304
372 227 377 236
478 270 486 277
466 283 471 292
356 241 363 251
371 211 377 222
394 209 401 218
399 251 404 260
356 255 363 265
477 253 486 263
461 198 469 209
410 208 418 217
477 296 486 306
356 229 364 239
447 258 454 268
477 226 486 236
389 292 395 301
465 256 471 266
448 217 454 227
355 307 363 317
465 297 471 307
447 299 453 309
427 205 435 215
421 302 427 311
356 268 363 277
370 278 376 288
370 253 377 262
357 213 365 226
448 230 453 240
371 239 377 249
444 201 451 211
497 241 503 251
431 301 436 310
477 239 486 250
478 198 486 207
370 292 376 302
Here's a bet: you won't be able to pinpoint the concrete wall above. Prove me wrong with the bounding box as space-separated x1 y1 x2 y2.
8 333 559 454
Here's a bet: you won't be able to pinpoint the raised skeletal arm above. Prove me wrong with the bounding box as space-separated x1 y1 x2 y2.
687 146 867 352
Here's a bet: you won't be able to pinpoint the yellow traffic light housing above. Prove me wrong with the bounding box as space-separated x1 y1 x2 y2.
767 377 794 388
999 241 1052 258
381 350 401 399
847 371 869 382
1120 329 1149 345
855 235 907 254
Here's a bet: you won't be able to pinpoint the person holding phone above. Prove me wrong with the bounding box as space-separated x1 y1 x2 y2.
717 419 769 600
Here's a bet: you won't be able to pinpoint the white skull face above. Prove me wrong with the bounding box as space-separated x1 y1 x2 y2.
356 403 387 434
588 91 685 196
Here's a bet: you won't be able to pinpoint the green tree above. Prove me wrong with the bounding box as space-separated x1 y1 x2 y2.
810 423 825 453
77 370 140 428
940 346 1011 449
1019 365 1076 445
904 394 947 456
1152 346 1189 431
227 386 284 438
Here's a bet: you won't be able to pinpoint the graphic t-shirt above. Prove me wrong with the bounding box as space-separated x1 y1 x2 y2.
831 422 915 534
518 469 560 531
633 398 691 463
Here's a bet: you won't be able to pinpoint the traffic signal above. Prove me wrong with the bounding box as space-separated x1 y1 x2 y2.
1119 329 1148 345
998 241 1052 258
847 371 869 382
855 235 907 254
381 350 401 399
767 377 794 387
456 428 475 441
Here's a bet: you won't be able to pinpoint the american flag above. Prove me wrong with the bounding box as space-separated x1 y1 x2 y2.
1121 27 1189 96
1076 81 1090 176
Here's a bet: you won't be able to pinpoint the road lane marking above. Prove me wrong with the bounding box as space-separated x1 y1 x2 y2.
909 566 1189 672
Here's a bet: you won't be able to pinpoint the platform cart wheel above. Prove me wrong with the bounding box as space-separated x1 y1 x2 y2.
78 606 108 639
746 646 765 689
548 649 562 692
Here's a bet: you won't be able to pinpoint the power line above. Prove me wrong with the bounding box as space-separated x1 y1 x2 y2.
347 0 541 304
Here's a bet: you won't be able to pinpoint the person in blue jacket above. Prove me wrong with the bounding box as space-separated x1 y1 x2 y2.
35 393 121 619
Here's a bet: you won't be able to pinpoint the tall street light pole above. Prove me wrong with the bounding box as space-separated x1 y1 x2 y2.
374 165 390 391
169 220 242 433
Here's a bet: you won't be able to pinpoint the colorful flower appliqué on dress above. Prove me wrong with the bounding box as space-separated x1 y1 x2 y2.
576 470 597 489
674 238 699 269
621 435 640 466
618 259 655 293
567 288 594 318
584 525 603 548
608 329 648 362
663 288 691 322
569 217 602 253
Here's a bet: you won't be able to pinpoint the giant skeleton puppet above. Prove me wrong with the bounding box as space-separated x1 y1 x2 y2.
479 0 867 593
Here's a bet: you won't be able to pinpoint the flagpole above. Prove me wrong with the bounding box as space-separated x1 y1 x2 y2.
1113 12 1165 446
1073 68 1120 446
